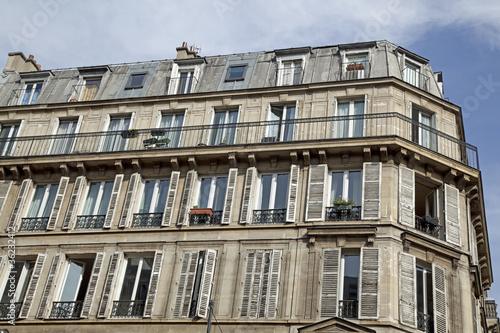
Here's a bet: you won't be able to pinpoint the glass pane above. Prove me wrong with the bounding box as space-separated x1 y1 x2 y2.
21 84 34 105
154 180 170 212
213 177 227 211
335 102 350 138
426 270 433 314
268 106 282 139
198 178 212 208
41 184 59 217
225 111 238 144
343 254 360 300
60 261 84 301
178 72 193 94
102 117 130 152
0 124 19 156
119 258 140 300
32 83 42 103
1 262 25 302
259 175 272 210
352 101 364 137
97 182 114 215
348 171 362 206
82 182 100 215
50 120 78 154
416 267 424 312
283 106 295 141
293 61 302 85
227 66 246 80
27 185 48 217
331 172 344 204
209 112 226 145
139 181 155 213
135 258 153 301
274 174 289 209
128 74 145 88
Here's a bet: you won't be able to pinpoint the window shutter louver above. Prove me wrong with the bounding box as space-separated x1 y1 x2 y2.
119 173 140 228
162 171 180 226
19 253 46 319
240 251 256 317
97 252 122 318
80 252 104 318
249 250 264 318
399 252 417 328
37 253 64 318
359 247 380 319
320 248 340 318
46 177 69 230
222 168 238 224
177 170 197 226
0 180 13 218
62 176 86 230
144 250 163 318
361 162 382 220
266 249 281 319
286 165 300 223
258 251 271 319
7 179 32 232
433 264 447 333
240 167 257 224
445 184 461 246
173 251 199 318
196 249 217 318
103 174 124 228
399 166 415 227
306 164 327 221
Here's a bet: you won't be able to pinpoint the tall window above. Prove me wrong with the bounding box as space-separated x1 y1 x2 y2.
416 266 433 332
101 116 131 152
339 251 360 319
334 100 364 138
178 71 194 94
132 179 169 228
0 123 20 156
198 176 227 211
331 170 362 207
412 108 437 151
158 113 184 148
76 181 113 229
80 78 101 101
49 119 79 155
278 60 302 86
209 110 238 145
253 173 289 224
21 82 43 105
0 261 35 318
265 105 296 142
404 61 420 87
19 184 58 232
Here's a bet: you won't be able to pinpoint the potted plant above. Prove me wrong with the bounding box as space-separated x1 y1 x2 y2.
346 62 364 71
190 206 213 215
121 129 139 139
332 196 355 210
151 128 166 137
423 215 439 226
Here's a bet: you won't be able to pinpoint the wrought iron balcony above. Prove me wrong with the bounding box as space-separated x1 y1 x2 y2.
326 205 362 221
0 113 479 169
403 67 430 92
0 302 22 320
417 311 434 333
74 215 105 230
252 209 287 224
111 300 145 318
131 212 163 228
19 217 48 232
342 60 370 80
49 301 83 319
189 210 223 226
338 300 358 319
415 215 441 239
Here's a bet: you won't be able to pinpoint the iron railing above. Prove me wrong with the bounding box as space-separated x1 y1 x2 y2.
131 212 163 228
252 209 287 224
485 299 498 319
403 67 430 92
0 302 22 320
190 210 223 226
19 217 48 232
49 301 83 319
275 66 303 86
166 76 199 95
338 300 358 319
0 113 479 169
417 311 434 333
326 205 362 221
74 215 105 230
70 84 100 102
343 60 370 80
111 300 145 318
415 215 441 239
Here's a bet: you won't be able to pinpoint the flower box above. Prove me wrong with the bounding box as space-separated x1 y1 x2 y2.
150 129 166 137
121 129 138 139
346 63 364 71
423 215 439 226
190 208 213 216
334 203 352 211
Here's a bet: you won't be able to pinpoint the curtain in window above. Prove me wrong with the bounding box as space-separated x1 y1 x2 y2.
102 117 131 152
160 114 184 148
283 106 295 142
352 101 364 137
50 120 78 155
335 102 350 138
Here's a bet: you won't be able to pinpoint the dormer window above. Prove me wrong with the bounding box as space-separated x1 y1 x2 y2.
343 53 369 80
225 65 247 81
403 60 429 91
20 82 43 105
126 73 146 89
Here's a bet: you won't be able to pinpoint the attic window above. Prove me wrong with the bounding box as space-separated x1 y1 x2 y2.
126 73 146 89
225 65 247 81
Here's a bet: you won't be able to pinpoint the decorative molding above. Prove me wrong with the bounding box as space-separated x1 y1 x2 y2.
114 160 123 174
170 158 179 170
77 162 87 176
342 153 349 165
444 169 458 184
302 151 310 166
248 154 256 167
131 159 142 173
188 157 197 170
0 166 6 180
290 151 298 165
271 156 278 169
395 148 408 164
22 165 32 179
425 164 433 178
380 146 388 162
59 164 69 177
363 147 371 162
318 150 327 164
228 153 238 168
457 174 471 192
408 152 420 169
210 161 218 172
10 166 20 180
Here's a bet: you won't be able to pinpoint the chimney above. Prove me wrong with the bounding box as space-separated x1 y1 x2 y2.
4 52 40 72
176 42 198 60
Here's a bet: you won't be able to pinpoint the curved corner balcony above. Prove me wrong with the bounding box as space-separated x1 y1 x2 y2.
0 113 478 169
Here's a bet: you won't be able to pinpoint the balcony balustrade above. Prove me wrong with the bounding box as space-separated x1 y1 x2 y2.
111 300 145 318
342 60 370 80
74 215 105 230
0 302 22 320
415 215 441 239
403 67 430 91
338 300 358 319
325 205 362 221
49 301 83 319
131 212 163 228
417 311 434 333
252 209 287 224
189 210 223 226
19 217 48 232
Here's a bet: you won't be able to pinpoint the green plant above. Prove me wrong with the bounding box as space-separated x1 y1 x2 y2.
331 196 355 206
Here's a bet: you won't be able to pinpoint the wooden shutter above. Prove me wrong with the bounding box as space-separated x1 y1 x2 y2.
240 250 256 318
445 184 461 246
222 168 238 225
119 173 141 228
80 252 104 318
173 251 199 318
266 249 281 319
359 247 380 319
196 249 217 318
240 167 257 224
433 264 447 333
7 179 32 232
306 164 327 221
249 250 265 318
62 176 86 230
286 165 300 223
97 252 122 318
0 180 13 218
46 177 69 230
37 253 64 318
399 166 415 227
144 250 164 318
399 252 417 328
361 162 381 220
320 248 340 318
162 171 180 226
19 253 46 319
177 170 197 226
103 174 124 228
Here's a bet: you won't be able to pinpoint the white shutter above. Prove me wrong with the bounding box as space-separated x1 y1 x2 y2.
361 162 381 220
0 180 13 218
196 249 217 318
46 177 69 230
222 168 238 224
7 179 32 231
19 253 46 319
320 248 340 318
240 167 257 224
286 165 300 223
306 164 327 221
173 251 199 318
265 249 281 319
62 176 86 230
144 250 163 318
97 252 122 318
37 253 64 318
445 184 461 246
399 252 417 328
240 250 256 318
359 247 379 319
118 173 141 228
399 166 415 227
177 170 197 226
103 174 124 228
162 171 180 226
249 250 265 318
433 264 447 333
80 252 104 318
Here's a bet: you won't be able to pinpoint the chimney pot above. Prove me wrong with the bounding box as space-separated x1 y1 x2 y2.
28 55 34 60
182 41 187 48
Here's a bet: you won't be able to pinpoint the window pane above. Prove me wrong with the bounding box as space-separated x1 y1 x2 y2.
154 180 170 212
139 181 155 213
41 184 58 217
331 172 344 203
82 182 100 215
335 102 350 138
119 258 140 300
27 185 48 217
274 174 289 209
348 171 362 206
268 106 283 138
213 177 227 211
97 181 114 215
1 262 25 302
283 106 295 141
128 74 145 88
343 254 360 301
0 124 19 156
352 101 364 137
60 261 84 301
227 66 246 80
135 258 153 301
259 175 273 210
416 267 424 312
198 178 212 208
426 270 433 314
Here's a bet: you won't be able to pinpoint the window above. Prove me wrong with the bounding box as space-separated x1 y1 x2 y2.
330 170 362 207
334 100 364 138
126 73 146 89
79 77 101 101
339 251 360 319
412 108 437 151
0 123 20 157
253 173 288 224
343 54 368 80
19 184 59 232
416 266 434 332
48 119 79 155
20 82 43 105
403 60 429 91
278 60 302 86
0 261 35 319
178 70 195 94
225 65 247 81
101 116 131 152
208 109 238 145
132 179 169 228
76 181 114 229
197 176 227 211
265 105 296 142
157 112 185 148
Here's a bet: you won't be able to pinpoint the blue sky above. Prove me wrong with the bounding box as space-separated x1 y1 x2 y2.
2 0 500 300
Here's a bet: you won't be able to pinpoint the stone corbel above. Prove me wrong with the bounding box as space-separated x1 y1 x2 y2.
363 147 371 162
10 166 20 180
22 165 32 179
302 151 310 166
114 160 124 174
444 169 458 184
131 159 142 173
290 151 298 165
210 161 218 172
457 174 471 192
228 153 237 168
367 235 375 245
318 150 327 164
466 185 478 198
380 147 388 162
98 166 107 177
342 153 349 165
188 157 197 170
395 148 408 164
0 166 6 180
452 258 460 269
248 154 257 167
153 164 161 175
170 158 179 170
408 152 421 169
401 234 411 252
44 169 52 179
77 162 87 176
59 163 70 177
270 156 278 169
425 164 433 178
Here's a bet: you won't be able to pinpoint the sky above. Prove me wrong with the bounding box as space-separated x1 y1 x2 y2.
1 0 500 301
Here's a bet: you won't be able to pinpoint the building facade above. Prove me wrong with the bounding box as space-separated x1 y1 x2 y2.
0 41 493 332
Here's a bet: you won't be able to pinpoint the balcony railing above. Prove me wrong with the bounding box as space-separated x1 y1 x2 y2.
0 112 479 169
485 300 498 319
342 60 370 80
415 215 441 239
131 212 163 228
338 300 358 319
189 210 223 226
70 84 100 102
417 311 434 333
275 67 303 86
166 76 199 95
326 205 362 221
74 215 105 230
49 301 83 319
403 67 430 92
252 209 287 224
0 302 22 320
19 217 48 232
111 300 145 318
